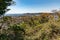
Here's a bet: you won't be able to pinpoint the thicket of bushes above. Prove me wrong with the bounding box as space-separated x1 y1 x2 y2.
0 13 60 40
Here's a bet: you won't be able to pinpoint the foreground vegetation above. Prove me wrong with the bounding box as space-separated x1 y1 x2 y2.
0 13 60 40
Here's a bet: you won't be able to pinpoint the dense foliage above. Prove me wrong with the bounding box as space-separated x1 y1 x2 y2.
0 0 14 29
0 0 14 15
0 13 60 40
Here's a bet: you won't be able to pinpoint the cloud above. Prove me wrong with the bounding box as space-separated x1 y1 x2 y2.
6 7 51 14
6 4 60 14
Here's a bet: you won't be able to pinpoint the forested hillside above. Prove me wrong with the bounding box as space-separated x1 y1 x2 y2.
0 13 60 40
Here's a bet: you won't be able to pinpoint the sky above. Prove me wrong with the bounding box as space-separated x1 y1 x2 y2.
6 0 60 14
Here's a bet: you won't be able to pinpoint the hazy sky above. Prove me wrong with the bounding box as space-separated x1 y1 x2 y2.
6 0 60 14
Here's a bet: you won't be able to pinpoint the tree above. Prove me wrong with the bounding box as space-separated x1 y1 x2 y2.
0 0 14 16
0 0 14 29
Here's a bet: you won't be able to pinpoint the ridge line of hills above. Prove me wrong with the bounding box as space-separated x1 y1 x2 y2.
5 12 55 17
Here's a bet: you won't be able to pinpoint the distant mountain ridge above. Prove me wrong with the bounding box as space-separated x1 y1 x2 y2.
5 13 54 17
5 13 42 16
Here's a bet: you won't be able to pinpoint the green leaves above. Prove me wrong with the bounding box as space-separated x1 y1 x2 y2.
0 0 13 16
0 13 60 40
